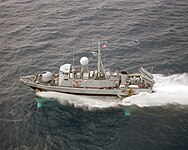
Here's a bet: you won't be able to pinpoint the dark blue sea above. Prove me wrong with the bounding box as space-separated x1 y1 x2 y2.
1 0 188 149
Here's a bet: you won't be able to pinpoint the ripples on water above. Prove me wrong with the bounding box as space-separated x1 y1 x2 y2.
0 0 188 149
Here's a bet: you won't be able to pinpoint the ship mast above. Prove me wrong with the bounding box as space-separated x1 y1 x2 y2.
97 37 101 77
96 37 105 77
72 50 75 67
72 50 75 79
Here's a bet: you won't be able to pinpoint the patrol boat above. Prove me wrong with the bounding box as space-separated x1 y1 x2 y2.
20 38 155 98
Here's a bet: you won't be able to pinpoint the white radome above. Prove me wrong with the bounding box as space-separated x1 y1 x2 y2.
80 56 89 67
42 71 53 82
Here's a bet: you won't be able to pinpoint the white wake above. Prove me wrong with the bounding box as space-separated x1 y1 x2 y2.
36 73 188 109
36 92 120 110
121 73 188 107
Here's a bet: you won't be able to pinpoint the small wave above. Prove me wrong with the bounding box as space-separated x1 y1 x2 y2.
125 40 140 46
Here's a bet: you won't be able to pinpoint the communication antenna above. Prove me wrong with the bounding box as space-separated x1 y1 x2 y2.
151 67 154 74
72 50 75 67
96 37 107 77
72 50 76 80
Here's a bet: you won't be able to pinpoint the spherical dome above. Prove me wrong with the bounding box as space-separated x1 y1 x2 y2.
42 71 53 82
80 57 89 66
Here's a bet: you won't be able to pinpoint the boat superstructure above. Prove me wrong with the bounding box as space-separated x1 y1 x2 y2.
20 38 155 98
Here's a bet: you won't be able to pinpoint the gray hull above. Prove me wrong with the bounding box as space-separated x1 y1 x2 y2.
20 75 153 98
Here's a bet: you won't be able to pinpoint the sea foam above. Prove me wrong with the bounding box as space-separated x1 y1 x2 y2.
121 73 188 107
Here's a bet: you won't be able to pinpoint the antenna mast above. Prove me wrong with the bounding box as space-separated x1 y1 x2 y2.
96 37 106 77
97 37 101 77
72 50 75 80
72 50 75 67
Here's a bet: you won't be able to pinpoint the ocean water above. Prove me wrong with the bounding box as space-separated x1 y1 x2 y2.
0 0 188 149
